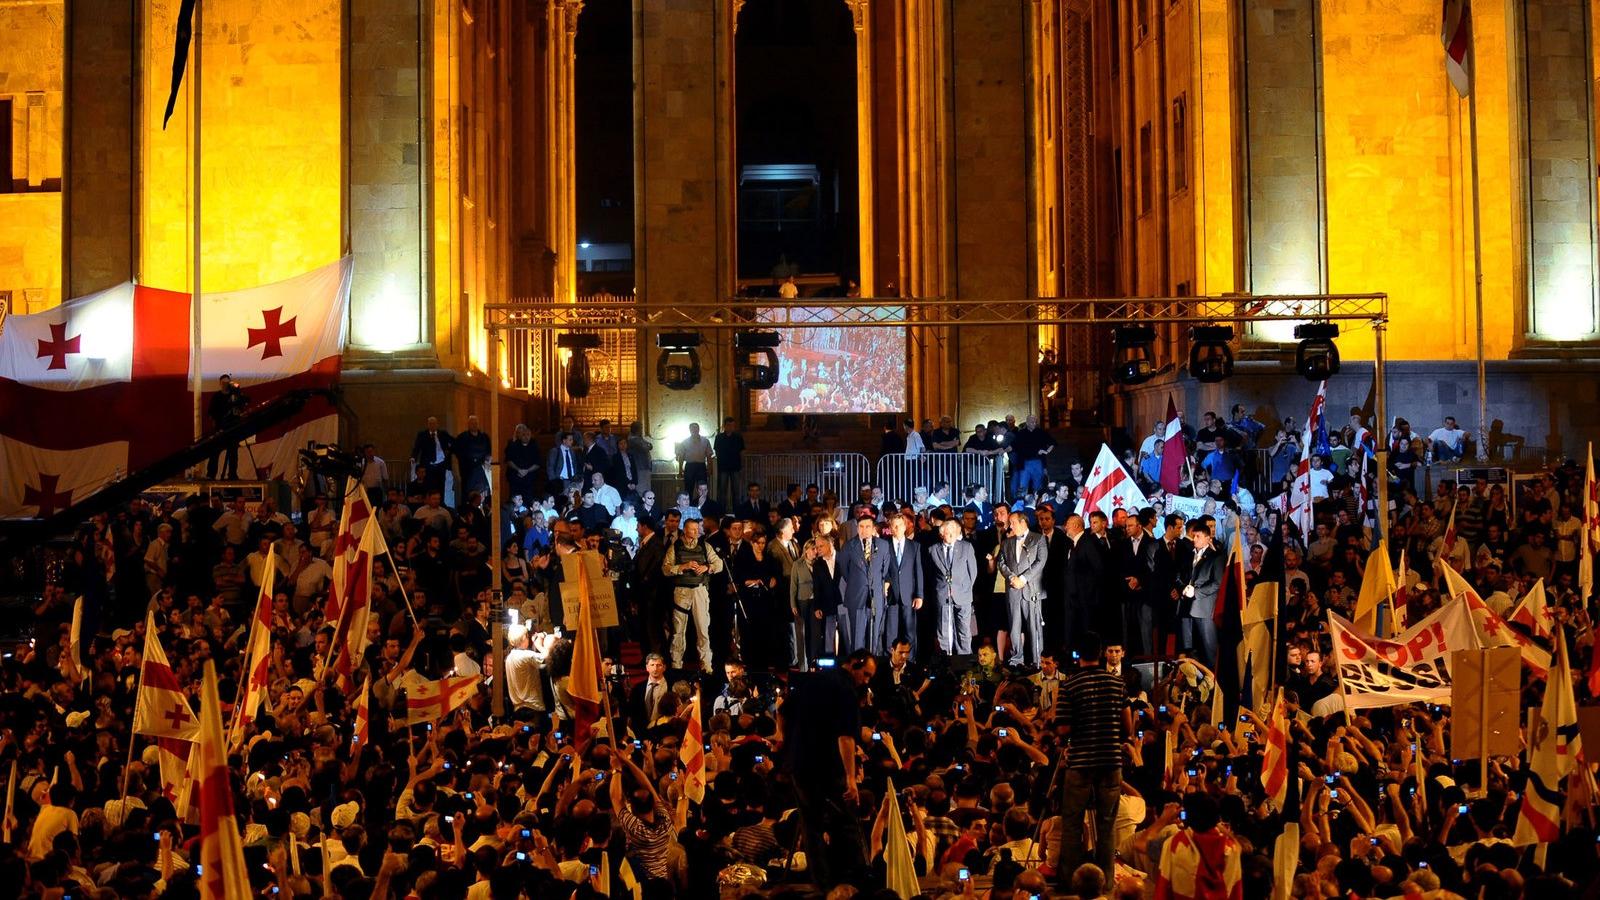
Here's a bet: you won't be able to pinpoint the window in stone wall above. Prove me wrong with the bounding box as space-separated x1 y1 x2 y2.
1171 93 1187 192
0 99 11 193
1139 121 1152 216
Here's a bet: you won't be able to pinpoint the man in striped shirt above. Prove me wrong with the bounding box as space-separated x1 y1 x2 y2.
609 752 674 882
1053 631 1132 887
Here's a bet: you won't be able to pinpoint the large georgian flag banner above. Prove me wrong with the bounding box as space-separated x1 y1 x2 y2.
0 259 352 518
1327 599 1480 710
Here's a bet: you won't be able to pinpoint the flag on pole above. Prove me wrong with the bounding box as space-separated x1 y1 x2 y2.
1393 550 1411 634
66 595 87 680
323 488 380 680
196 660 250 899
1261 689 1290 809
568 562 607 754
133 610 200 742
881 778 919 899
352 678 372 749
1441 499 1459 558
1076 443 1150 519
154 737 193 807
1353 541 1397 633
1238 568 1280 706
404 674 482 726
1215 518 1248 627
1513 633 1580 845
680 696 706 804
1441 561 1551 675
1508 578 1554 641
1160 394 1186 494
1442 0 1472 97
1287 381 1328 539
1580 443 1596 605
228 546 275 747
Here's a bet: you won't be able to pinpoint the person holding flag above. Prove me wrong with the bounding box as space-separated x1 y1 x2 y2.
1286 381 1329 541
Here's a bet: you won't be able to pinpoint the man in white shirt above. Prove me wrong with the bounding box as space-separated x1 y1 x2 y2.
1428 416 1468 462
1307 455 1334 499
589 472 622 517
903 419 925 459
504 623 547 713
360 444 388 494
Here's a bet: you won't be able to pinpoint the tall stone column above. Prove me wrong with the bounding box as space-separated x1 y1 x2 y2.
635 0 730 448
64 0 137 298
547 0 581 304
949 0 1033 423
1521 0 1600 342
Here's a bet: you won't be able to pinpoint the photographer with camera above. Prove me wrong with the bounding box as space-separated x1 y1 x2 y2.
206 373 250 479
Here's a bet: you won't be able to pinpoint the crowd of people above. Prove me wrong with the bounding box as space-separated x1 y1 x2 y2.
1 401 1597 900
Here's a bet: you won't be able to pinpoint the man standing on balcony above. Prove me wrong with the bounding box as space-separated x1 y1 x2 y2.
713 417 746 505
676 422 713 493
1011 415 1055 497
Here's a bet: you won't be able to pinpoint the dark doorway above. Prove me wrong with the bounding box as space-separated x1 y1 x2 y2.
574 0 634 294
735 0 859 289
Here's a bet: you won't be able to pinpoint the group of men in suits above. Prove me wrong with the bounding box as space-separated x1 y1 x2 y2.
811 501 1226 673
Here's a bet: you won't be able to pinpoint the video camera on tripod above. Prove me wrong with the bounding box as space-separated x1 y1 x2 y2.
298 441 365 481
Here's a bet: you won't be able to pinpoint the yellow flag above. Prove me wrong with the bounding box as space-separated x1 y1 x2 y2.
1354 540 1396 632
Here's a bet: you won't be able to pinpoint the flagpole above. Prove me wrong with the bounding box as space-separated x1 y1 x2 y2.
580 561 620 745
190 0 204 444
1466 13 1488 462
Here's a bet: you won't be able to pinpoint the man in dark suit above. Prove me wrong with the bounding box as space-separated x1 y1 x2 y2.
1154 513 1191 658
883 512 925 658
835 516 891 655
1035 505 1072 650
628 653 672 733
734 482 772 522
1061 513 1105 655
926 519 978 657
454 415 492 500
1116 509 1162 656
970 504 1011 658
632 518 671 654
1177 521 1224 669
411 416 454 494
997 511 1049 667
546 431 584 497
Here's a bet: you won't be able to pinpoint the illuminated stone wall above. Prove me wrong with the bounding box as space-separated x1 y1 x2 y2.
0 1 63 310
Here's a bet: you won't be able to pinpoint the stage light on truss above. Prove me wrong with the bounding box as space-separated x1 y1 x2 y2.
1111 325 1158 386
556 332 602 398
655 332 703 391
1188 325 1235 383
1293 323 1341 380
734 331 782 390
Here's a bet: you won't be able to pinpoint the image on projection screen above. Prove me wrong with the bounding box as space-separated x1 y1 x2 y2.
754 307 907 414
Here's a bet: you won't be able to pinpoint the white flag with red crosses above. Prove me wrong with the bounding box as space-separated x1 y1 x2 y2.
0 259 351 517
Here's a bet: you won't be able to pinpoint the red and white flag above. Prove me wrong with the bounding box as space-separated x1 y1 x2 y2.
1441 561 1551 676
1508 578 1554 641
1442 0 1472 97
1076 443 1150 519
1159 394 1185 494
227 548 276 747
1513 632 1580 845
153 737 193 808
1287 381 1327 539
1393 550 1411 632
133 610 200 742
1260 689 1290 809
680 696 706 804
196 660 251 900
324 507 383 681
1441 500 1459 557
0 259 350 518
405 674 482 726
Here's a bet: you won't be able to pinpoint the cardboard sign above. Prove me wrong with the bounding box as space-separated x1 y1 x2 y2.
560 550 619 628
1450 646 1521 759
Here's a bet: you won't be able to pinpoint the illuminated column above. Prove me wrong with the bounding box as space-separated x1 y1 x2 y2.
1521 0 1600 341
545 0 581 304
348 0 429 357
899 0 955 421
847 0 876 295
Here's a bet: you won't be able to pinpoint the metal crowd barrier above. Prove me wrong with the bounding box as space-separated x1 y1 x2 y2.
741 452 874 504
876 452 1004 505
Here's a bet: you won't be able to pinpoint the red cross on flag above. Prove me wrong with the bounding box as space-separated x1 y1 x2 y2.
0 259 351 518
324 499 385 683
133 610 200 742
680 695 706 804
1508 578 1554 641
404 673 483 726
1287 380 1327 539
227 547 277 748
1075 443 1149 519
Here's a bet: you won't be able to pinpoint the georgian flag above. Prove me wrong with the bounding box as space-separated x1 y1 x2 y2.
324 506 383 682
1442 0 1472 97
1440 561 1551 676
405 674 482 726
1260 689 1290 809
1508 578 1554 641
0 259 351 518
197 660 252 900
680 696 706 804
133 610 200 742
1287 380 1327 538
227 549 276 748
1075 443 1150 519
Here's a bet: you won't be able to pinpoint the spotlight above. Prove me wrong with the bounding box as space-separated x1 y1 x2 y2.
1293 323 1341 380
656 332 703 391
1111 325 1158 386
734 331 782 390
556 332 602 398
1188 325 1235 383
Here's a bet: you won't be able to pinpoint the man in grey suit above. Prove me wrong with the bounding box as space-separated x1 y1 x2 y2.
1177 521 1224 670
927 519 978 656
998 511 1049 667
836 516 891 654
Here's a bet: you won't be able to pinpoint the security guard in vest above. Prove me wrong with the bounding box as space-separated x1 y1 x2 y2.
661 518 725 672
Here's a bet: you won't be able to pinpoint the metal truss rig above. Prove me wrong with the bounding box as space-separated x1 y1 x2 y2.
483 293 1388 331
